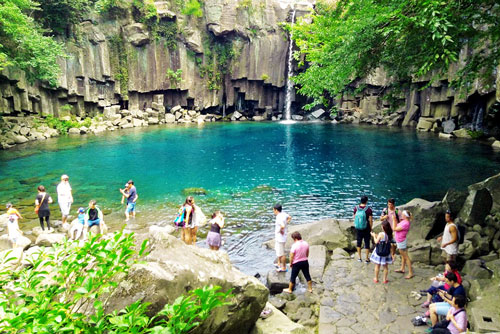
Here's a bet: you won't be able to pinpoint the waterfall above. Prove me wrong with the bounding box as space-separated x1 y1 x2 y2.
284 7 296 121
471 103 484 131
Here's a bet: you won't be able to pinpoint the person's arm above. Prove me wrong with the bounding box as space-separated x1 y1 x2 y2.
121 195 125 204
120 189 130 198
369 215 373 230
286 215 292 223
48 196 53 204
15 209 23 220
218 216 225 228
370 231 382 243
289 251 295 268
133 193 138 203
69 189 73 203
185 207 192 224
448 311 465 333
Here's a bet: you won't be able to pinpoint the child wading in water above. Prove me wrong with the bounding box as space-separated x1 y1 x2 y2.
370 221 395 283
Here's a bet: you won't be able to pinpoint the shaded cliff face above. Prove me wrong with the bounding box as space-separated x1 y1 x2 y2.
0 0 314 118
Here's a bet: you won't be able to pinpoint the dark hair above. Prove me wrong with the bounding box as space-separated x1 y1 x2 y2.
211 210 220 219
388 198 395 205
6 203 12 209
127 180 134 185
273 203 282 212
89 200 97 206
445 272 458 283
446 260 458 271
445 210 455 220
454 295 466 308
37 185 46 192
361 196 368 204
291 231 302 240
381 221 393 241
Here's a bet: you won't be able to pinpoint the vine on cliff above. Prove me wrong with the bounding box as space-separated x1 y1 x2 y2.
109 34 129 100
197 35 236 91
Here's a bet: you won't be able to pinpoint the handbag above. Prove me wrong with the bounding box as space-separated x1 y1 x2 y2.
35 193 46 214
173 207 185 227
376 233 391 256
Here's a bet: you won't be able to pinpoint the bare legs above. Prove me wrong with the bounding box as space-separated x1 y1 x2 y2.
399 249 414 279
283 280 313 294
374 264 388 283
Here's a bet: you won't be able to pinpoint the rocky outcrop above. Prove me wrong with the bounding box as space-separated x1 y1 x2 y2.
106 230 268 334
0 0 315 147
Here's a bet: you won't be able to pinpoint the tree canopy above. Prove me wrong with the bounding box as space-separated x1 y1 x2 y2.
291 0 500 110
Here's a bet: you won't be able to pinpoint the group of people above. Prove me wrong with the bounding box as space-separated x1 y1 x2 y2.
272 197 466 333
173 196 225 250
5 175 139 246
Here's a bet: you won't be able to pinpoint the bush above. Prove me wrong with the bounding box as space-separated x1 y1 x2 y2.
0 231 231 333
182 0 203 17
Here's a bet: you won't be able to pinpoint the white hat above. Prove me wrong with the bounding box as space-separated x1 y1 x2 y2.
402 210 411 218
61 174 69 180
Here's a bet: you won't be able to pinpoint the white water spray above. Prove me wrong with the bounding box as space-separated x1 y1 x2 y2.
284 7 296 121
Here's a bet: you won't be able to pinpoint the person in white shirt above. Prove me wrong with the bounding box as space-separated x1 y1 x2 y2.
57 174 73 225
274 203 292 272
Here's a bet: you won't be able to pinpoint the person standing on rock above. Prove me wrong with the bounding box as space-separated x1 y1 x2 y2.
274 203 291 272
179 196 194 244
393 210 414 279
35 185 53 231
119 180 138 222
6 203 23 248
370 221 394 283
190 197 206 245
354 196 373 263
57 174 73 225
283 232 312 293
437 210 459 262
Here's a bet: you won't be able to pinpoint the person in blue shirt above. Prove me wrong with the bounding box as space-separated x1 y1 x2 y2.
119 180 138 222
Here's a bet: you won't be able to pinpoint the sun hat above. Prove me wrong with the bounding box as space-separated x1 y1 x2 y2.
61 174 69 180
78 207 85 213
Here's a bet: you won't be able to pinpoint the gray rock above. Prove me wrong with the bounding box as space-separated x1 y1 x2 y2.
439 132 454 139
311 109 326 119
13 135 28 144
233 111 242 120
35 233 66 246
291 115 304 121
165 113 176 123
68 128 80 135
459 188 493 226
452 128 470 138
124 23 150 46
442 188 467 215
253 115 265 121
266 269 290 294
250 303 307 334
462 259 492 279
309 245 327 281
105 233 268 334
416 117 434 131
442 119 456 134
171 105 182 113
492 140 500 149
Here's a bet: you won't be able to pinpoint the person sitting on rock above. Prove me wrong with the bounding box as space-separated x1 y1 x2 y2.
70 207 87 241
85 200 103 234
437 210 459 262
428 295 467 334
6 203 23 248
354 196 373 263
422 260 462 308
283 232 312 293
370 221 394 283
427 272 466 327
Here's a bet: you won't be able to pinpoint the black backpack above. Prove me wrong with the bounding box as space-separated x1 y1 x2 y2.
457 223 466 245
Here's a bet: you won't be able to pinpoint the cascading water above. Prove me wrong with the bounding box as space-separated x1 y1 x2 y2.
471 104 484 131
283 7 296 121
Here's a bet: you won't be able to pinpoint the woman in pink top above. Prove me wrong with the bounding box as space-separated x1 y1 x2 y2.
393 210 414 279
283 232 312 293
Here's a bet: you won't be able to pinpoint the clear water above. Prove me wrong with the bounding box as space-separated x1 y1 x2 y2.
1 122 499 276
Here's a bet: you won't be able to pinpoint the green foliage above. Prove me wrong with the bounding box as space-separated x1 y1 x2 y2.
237 0 253 11
132 0 158 25
93 0 127 15
0 231 230 333
109 34 129 100
45 114 80 133
0 0 65 86
198 35 235 90
154 20 178 50
166 68 182 87
182 0 203 17
261 73 270 81
291 0 500 109
467 130 485 139
38 0 92 35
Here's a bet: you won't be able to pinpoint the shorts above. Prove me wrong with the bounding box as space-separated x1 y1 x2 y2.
434 302 452 316
396 239 407 250
126 202 136 213
88 219 100 227
356 228 371 249
275 241 286 257
59 202 72 216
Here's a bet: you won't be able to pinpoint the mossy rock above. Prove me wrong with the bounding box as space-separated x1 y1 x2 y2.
181 187 208 196
19 177 42 186
250 185 275 193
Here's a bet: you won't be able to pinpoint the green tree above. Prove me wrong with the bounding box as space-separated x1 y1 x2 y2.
291 0 500 110
38 0 92 35
0 0 65 86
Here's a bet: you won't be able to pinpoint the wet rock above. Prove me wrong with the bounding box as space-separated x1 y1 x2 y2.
105 233 268 334
13 135 28 144
439 132 454 139
148 225 175 241
253 115 265 121
68 128 80 135
416 117 434 131
181 187 207 196
266 269 290 294
311 109 326 119
452 128 470 138
291 115 304 121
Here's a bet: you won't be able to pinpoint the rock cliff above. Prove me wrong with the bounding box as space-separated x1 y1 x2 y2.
0 0 313 120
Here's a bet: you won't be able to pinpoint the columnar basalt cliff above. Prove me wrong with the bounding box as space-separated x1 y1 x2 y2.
0 0 313 121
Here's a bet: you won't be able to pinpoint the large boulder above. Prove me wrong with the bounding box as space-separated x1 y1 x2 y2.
398 198 447 241
105 232 268 334
0 234 31 250
459 187 493 226
264 219 353 252
35 233 66 246
250 302 307 334
442 188 467 215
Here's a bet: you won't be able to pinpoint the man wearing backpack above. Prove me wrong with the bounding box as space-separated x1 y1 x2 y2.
354 196 373 263
437 210 459 262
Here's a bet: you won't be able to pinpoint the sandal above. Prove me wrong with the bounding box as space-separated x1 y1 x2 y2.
395 269 405 273
383 280 389 284
260 307 273 319
373 278 379 283
276 268 287 273
405 275 414 279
